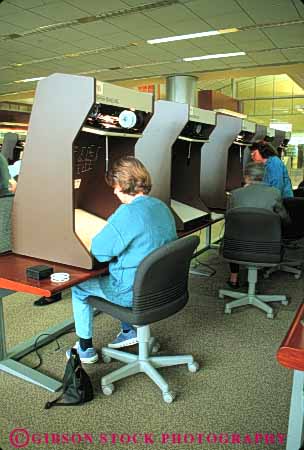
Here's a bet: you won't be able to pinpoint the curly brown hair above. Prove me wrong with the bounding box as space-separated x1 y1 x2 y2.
105 156 152 195
251 140 278 158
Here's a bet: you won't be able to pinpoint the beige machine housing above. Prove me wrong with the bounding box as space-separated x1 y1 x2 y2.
12 73 153 269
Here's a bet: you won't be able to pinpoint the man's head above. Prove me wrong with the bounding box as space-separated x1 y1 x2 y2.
106 156 152 203
244 161 266 185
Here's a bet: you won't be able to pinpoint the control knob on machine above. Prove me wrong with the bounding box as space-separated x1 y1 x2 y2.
118 110 137 129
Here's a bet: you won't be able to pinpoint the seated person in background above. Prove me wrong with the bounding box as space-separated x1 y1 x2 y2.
67 156 177 363
297 179 304 189
227 162 290 288
0 152 17 194
251 141 293 198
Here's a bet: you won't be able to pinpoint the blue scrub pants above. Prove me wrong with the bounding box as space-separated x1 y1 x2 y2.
71 277 133 339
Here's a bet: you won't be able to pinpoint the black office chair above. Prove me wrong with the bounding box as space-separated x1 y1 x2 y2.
264 197 304 280
293 188 304 198
219 208 288 319
87 235 200 403
0 193 14 254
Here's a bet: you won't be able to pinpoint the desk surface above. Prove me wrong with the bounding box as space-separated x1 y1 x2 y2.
0 253 107 297
0 217 223 297
277 303 304 371
177 217 223 238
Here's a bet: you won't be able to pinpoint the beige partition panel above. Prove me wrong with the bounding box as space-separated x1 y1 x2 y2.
12 73 95 269
200 114 242 212
136 100 189 206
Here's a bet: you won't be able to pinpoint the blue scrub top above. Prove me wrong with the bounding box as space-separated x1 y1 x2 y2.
264 156 293 198
91 195 177 306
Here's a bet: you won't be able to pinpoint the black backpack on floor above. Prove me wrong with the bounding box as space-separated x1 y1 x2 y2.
45 348 94 409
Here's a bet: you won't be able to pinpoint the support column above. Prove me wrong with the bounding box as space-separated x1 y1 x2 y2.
166 75 198 106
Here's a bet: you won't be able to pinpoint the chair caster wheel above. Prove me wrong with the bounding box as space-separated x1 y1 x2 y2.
102 383 114 396
263 273 270 279
224 307 231 314
281 299 289 306
152 342 160 353
188 361 199 373
163 391 175 404
267 312 274 319
294 274 301 280
102 353 112 363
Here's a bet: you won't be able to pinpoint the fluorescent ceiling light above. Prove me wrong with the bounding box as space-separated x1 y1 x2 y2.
270 122 292 132
14 77 45 83
147 28 238 44
183 51 246 61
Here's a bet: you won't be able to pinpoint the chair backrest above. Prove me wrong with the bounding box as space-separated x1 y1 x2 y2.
282 197 304 240
293 188 304 198
0 193 14 253
223 207 282 264
132 235 199 324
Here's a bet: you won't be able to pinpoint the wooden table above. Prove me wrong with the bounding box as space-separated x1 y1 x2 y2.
277 303 304 450
0 253 107 392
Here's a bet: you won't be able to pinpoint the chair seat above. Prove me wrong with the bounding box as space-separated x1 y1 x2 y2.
88 294 188 327
223 257 279 268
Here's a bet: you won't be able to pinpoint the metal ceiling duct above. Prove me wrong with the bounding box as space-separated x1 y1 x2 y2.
166 75 198 106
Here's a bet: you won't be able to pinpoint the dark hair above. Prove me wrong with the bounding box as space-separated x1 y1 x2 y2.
251 141 278 158
105 156 152 195
244 162 265 182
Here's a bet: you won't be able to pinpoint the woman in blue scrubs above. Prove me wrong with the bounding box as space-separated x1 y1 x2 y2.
68 156 177 363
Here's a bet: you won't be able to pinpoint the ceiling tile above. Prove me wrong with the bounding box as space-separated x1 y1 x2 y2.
31 1 84 20
7 0 58 6
128 43 177 61
185 0 252 21
0 41 38 58
282 48 304 63
250 49 289 65
73 21 121 37
226 30 274 51
155 40 208 58
163 19 215 35
106 12 171 35
61 36 105 50
192 35 241 53
98 31 139 45
74 54 118 67
203 12 254 29
55 59 94 72
237 0 301 24
108 49 150 66
293 0 304 18
64 0 127 15
224 55 257 67
3 11 53 28
46 28 90 42
0 20 27 34
0 2 24 16
144 3 203 25
263 24 304 47
190 59 230 70
16 36 64 58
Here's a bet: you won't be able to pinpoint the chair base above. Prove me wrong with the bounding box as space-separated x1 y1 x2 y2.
264 264 302 280
100 326 198 403
219 266 288 319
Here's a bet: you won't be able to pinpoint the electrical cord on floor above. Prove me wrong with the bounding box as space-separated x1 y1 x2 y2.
30 334 60 370
29 328 75 370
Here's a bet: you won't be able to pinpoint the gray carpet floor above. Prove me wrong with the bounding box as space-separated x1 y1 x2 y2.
0 249 302 450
